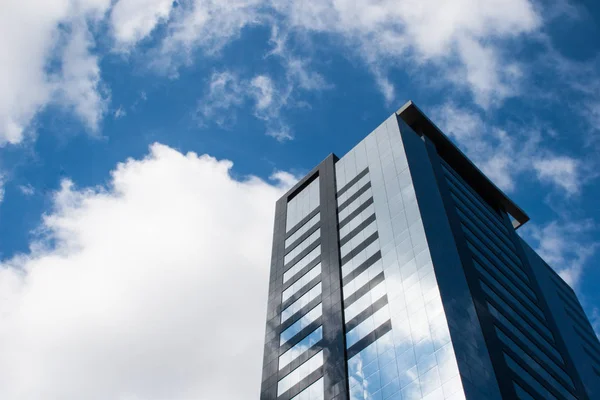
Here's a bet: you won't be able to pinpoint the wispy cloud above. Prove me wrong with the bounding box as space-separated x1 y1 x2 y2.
526 219 598 288
18 184 35 196
433 102 584 196
533 156 580 196
273 0 541 107
114 106 127 119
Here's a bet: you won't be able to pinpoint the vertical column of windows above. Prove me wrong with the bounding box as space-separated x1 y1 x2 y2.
336 167 398 400
277 178 325 399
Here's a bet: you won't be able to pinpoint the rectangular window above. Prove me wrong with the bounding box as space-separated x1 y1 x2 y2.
284 246 321 284
343 260 383 300
344 281 386 322
504 353 558 400
501 334 577 400
284 229 321 265
468 242 536 300
473 260 544 321
477 263 546 324
341 240 380 279
340 220 378 258
338 189 373 222
339 203 375 239
282 263 321 303
280 305 323 345
290 377 324 400
286 213 320 249
495 327 574 390
488 303 563 361
281 283 322 323
279 327 323 370
277 351 323 396
481 281 554 342
287 177 320 232
337 173 370 206
345 306 390 347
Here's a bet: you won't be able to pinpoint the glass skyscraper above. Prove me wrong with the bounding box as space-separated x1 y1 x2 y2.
260 101 600 400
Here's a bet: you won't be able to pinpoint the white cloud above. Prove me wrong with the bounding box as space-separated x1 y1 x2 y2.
19 184 35 196
55 21 109 132
533 156 580 195
0 0 110 146
0 143 288 400
274 0 541 106
110 0 174 47
433 102 585 195
198 71 245 127
250 75 275 111
528 220 597 287
198 71 295 141
114 106 127 119
0 174 5 204
152 0 263 73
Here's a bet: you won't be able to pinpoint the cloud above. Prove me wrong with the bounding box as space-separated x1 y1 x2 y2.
273 0 541 106
433 102 584 195
151 0 263 74
19 184 35 196
0 174 4 204
0 0 110 146
197 71 245 127
114 106 127 119
250 75 276 111
110 0 175 48
527 220 598 288
0 143 288 400
55 21 109 132
198 71 295 141
533 156 580 195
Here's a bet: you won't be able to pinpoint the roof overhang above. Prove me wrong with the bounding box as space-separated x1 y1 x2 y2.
396 101 529 229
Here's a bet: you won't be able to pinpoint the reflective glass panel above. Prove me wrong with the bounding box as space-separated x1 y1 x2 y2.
282 263 322 303
278 351 324 396
280 304 323 345
279 327 323 369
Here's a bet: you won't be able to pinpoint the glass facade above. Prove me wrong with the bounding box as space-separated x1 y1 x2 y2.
261 102 599 400
334 116 464 400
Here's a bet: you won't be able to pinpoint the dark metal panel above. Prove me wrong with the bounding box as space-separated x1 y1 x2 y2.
318 154 350 400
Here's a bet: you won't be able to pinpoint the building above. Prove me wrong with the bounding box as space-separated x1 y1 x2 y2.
259 101 600 400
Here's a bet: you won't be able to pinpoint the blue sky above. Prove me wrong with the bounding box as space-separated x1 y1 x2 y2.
0 0 599 398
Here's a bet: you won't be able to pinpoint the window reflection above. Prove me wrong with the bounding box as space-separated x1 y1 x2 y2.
286 213 320 249
280 327 323 369
277 351 323 396
287 177 320 232
282 283 322 323
290 377 324 400
282 263 322 303
284 246 321 283
280 305 323 345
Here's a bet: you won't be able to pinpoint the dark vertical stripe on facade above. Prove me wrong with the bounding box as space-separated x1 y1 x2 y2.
260 195 289 400
318 155 350 400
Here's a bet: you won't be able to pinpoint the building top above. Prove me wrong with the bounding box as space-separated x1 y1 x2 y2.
397 100 529 229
